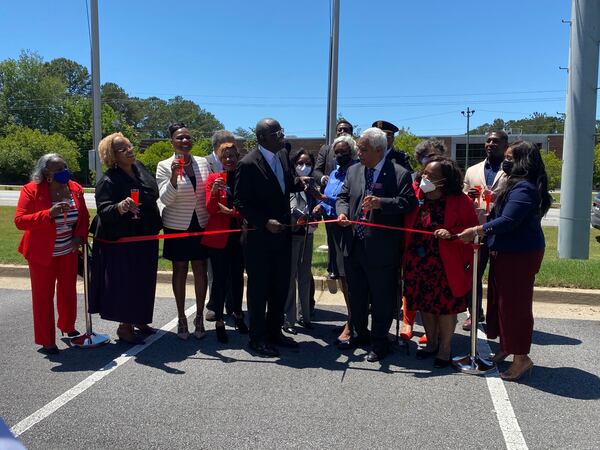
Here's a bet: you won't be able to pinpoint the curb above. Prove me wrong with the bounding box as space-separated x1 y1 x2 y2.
1 263 598 306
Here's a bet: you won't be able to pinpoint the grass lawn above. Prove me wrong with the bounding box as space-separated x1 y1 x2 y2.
2 205 598 289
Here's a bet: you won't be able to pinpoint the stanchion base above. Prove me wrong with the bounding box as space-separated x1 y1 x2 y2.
71 332 110 348
452 354 496 375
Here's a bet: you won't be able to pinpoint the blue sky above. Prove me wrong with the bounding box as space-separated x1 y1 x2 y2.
1 0 594 137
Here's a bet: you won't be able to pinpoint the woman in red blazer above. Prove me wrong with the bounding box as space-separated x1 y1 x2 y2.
202 142 247 343
14 153 90 355
403 157 478 368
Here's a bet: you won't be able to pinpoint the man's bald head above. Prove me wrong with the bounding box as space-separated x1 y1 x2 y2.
256 118 285 152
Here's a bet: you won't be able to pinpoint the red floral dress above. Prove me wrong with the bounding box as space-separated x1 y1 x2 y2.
404 198 469 315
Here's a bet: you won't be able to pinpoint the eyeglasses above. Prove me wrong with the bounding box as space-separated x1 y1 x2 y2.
269 128 285 138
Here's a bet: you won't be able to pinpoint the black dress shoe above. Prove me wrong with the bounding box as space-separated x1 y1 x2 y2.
433 357 451 368
366 350 388 363
234 316 249 334
337 336 370 350
270 334 299 348
249 341 279 357
39 346 59 355
282 326 297 335
215 324 229 343
205 309 216 322
416 347 438 359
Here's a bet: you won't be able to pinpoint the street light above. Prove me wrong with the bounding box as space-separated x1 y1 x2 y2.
461 107 475 169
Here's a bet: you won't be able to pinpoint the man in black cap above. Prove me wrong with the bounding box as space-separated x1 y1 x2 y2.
372 120 413 173
313 118 354 187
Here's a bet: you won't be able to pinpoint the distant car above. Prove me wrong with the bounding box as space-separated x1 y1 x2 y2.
592 192 600 229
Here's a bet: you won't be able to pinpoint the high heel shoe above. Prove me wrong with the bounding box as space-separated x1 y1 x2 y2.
500 359 533 381
400 323 413 341
117 324 145 345
490 351 510 363
177 318 190 340
193 316 206 340
61 330 81 338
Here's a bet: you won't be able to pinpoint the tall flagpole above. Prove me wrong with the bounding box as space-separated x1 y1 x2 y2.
325 0 340 145
90 0 103 178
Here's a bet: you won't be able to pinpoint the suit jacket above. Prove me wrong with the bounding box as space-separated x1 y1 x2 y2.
313 144 337 187
90 161 162 241
386 149 413 173
156 155 209 229
205 153 221 174
336 159 417 266
15 180 90 267
234 148 304 248
404 192 479 298
463 159 507 224
202 171 241 249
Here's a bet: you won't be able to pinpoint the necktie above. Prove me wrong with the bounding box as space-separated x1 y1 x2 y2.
356 167 375 240
273 157 285 193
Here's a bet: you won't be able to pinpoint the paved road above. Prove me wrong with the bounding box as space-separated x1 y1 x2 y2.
1 288 598 449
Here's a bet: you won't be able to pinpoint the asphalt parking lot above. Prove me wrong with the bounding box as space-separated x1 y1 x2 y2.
1 284 599 450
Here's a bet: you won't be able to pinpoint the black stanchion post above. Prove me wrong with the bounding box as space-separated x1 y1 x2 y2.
452 235 496 374
71 242 110 348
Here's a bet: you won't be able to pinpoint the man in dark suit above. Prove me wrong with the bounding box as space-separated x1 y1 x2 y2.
205 130 237 322
372 120 413 173
234 118 307 357
313 118 353 188
336 127 417 362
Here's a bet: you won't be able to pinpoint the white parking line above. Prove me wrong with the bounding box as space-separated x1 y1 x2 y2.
10 304 198 438
478 328 529 450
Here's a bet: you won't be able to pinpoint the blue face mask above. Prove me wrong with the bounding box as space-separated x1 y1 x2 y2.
53 169 71 184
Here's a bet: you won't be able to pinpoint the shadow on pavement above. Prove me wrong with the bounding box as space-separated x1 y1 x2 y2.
531 329 582 346
47 339 126 373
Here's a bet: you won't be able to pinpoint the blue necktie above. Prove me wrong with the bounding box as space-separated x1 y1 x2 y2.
356 167 375 240
272 157 285 193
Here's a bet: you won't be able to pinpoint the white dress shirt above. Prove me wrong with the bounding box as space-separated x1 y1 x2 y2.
259 145 285 192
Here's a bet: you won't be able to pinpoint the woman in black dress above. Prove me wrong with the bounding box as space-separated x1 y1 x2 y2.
89 133 162 344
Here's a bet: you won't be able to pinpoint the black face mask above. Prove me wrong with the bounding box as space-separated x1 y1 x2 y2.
335 153 352 167
502 159 514 175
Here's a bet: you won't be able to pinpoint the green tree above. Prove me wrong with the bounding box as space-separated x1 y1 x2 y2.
0 125 79 183
136 139 212 176
542 150 563 190
43 57 91 97
101 82 145 129
470 113 565 135
0 51 66 132
593 143 600 188
394 129 424 169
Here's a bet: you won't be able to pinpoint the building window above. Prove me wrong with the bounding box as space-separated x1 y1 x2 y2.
455 143 486 167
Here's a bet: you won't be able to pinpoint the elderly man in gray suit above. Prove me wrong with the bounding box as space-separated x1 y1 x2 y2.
205 130 237 321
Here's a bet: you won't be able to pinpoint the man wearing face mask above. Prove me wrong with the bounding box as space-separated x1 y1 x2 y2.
234 118 309 357
462 130 509 331
336 128 417 362
313 119 354 187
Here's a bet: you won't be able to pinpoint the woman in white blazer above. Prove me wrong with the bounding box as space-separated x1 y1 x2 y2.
156 123 210 340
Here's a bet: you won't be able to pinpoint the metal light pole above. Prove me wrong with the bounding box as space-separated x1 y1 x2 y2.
461 108 475 169
90 0 103 179
325 0 340 145
558 0 600 259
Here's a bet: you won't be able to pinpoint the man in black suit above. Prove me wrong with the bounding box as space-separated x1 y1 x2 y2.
372 120 413 173
313 118 353 188
336 127 417 362
234 118 306 357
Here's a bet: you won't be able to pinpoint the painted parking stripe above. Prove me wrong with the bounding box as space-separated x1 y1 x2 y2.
10 304 197 438
478 328 529 450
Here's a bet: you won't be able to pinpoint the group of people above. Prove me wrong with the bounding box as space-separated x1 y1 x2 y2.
14 117 552 382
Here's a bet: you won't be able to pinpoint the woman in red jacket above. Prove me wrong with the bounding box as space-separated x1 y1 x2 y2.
14 153 90 355
202 142 248 343
403 157 478 368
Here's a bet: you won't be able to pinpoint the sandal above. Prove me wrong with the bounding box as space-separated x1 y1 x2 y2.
177 318 189 340
193 316 206 340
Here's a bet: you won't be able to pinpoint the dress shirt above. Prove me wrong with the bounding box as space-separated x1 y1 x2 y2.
369 157 387 191
484 158 502 188
259 144 285 192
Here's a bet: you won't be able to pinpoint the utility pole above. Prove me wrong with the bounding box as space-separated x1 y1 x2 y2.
558 0 600 259
325 0 340 145
461 108 475 169
90 0 102 179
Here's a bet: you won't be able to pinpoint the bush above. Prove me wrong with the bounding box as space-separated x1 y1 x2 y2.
0 125 80 184
542 150 562 190
593 143 600 188
394 130 424 170
136 139 212 176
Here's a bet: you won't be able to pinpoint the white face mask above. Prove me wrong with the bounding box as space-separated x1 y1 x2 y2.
296 164 312 177
419 177 436 193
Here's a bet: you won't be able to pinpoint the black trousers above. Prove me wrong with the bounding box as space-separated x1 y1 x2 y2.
207 237 244 322
344 238 397 354
244 234 292 343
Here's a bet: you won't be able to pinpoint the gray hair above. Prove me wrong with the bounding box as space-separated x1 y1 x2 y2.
211 130 235 151
31 153 62 184
332 135 358 159
415 139 447 163
360 127 387 151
